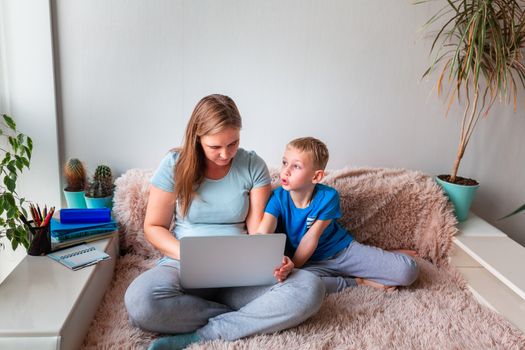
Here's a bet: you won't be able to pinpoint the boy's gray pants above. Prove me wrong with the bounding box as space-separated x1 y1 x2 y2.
304 240 420 294
124 260 325 341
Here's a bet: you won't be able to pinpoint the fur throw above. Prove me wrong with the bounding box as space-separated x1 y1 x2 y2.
80 167 525 349
113 167 457 265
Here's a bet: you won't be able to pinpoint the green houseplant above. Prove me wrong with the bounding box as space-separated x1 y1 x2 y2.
418 0 525 221
63 158 87 208
0 114 33 250
84 165 115 209
500 203 525 219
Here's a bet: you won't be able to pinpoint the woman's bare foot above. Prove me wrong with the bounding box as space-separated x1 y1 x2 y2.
391 249 418 257
355 277 397 292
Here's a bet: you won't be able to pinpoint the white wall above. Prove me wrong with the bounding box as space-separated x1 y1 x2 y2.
50 0 524 245
0 0 61 211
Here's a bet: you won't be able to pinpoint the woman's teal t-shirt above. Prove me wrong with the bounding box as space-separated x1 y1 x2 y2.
151 148 271 239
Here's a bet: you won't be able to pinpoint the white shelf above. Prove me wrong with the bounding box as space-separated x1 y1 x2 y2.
454 236 525 301
456 212 506 238
0 234 118 350
451 213 525 333
455 266 525 332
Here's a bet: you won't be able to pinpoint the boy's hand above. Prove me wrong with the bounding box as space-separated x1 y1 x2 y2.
274 256 294 282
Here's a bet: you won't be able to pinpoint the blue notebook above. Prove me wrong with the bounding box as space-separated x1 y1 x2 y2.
47 243 110 270
50 218 117 238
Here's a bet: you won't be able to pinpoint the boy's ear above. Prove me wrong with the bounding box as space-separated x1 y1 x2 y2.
312 169 325 184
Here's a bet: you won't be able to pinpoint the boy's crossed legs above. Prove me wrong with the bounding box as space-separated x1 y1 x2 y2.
303 241 419 294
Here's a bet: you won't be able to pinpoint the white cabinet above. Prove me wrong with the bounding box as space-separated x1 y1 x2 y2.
451 213 525 333
0 234 118 350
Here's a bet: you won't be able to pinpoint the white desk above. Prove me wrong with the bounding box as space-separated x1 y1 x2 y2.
0 234 118 350
451 213 525 333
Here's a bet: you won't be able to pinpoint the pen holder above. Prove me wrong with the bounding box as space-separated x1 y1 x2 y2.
27 222 51 256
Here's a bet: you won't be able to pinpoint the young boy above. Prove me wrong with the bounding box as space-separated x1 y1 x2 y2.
259 137 419 293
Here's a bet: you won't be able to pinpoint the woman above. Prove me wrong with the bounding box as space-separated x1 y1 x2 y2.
125 94 325 350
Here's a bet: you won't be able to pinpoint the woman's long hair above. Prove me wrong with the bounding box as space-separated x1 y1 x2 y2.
174 94 242 216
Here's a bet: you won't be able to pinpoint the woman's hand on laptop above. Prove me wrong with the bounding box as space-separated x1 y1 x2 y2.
274 256 294 282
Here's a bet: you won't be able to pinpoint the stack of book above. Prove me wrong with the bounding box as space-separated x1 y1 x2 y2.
50 208 117 250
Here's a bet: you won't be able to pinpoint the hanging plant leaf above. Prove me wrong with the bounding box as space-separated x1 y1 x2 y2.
499 203 525 220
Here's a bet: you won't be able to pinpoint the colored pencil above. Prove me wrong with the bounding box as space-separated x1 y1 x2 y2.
41 206 55 227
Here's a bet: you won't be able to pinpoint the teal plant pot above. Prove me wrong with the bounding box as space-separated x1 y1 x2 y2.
63 190 87 208
435 176 479 222
84 195 113 210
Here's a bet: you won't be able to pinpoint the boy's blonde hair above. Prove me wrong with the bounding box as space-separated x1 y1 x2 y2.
287 137 329 170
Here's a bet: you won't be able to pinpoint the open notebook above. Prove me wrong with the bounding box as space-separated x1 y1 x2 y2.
47 243 110 270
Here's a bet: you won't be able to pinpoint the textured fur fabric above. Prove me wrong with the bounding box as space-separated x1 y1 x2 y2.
81 167 525 349
322 168 457 266
112 169 161 260
113 167 456 264
270 167 457 266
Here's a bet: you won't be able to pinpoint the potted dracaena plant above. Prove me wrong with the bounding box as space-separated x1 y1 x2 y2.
63 158 87 208
84 165 115 209
0 114 33 250
417 0 525 221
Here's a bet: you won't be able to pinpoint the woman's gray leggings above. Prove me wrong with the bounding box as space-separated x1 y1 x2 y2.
124 259 325 341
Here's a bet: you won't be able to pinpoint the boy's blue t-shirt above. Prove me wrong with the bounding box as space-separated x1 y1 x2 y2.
265 183 353 261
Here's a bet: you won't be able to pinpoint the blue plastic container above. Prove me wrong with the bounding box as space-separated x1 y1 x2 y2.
60 208 112 223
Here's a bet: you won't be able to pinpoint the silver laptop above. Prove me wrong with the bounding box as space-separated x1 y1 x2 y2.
180 234 286 289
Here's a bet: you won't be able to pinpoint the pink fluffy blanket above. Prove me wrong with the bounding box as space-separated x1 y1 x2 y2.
80 167 525 349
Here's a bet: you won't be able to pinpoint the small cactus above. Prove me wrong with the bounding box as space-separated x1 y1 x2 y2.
94 165 112 182
86 165 114 198
64 158 87 191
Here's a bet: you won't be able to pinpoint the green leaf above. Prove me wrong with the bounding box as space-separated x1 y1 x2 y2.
3 152 11 164
6 228 13 240
27 137 33 153
7 162 17 174
11 239 18 251
15 156 24 171
15 226 27 240
499 203 525 220
8 136 18 153
7 207 17 220
23 146 31 160
3 114 16 130
4 176 15 192
9 174 17 185
4 192 15 207
17 133 25 145
18 229 29 249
